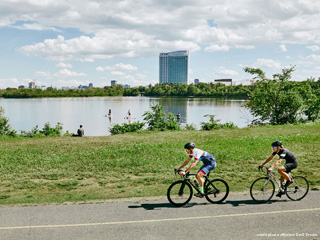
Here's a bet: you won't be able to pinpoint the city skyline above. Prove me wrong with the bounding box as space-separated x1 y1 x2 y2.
1 1 320 89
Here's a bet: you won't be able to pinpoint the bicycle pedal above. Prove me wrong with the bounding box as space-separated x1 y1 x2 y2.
194 193 204 198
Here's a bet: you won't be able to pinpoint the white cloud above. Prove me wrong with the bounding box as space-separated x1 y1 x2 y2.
97 63 138 72
111 71 125 76
35 71 51 78
307 45 320 52
53 69 87 77
278 44 288 52
9 0 320 62
56 79 88 87
14 23 60 32
96 66 104 72
19 32 200 61
205 44 230 52
305 54 320 62
254 59 282 69
0 78 20 88
56 62 73 68
217 68 239 76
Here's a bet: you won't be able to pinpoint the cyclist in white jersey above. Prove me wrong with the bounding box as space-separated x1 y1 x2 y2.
175 142 216 198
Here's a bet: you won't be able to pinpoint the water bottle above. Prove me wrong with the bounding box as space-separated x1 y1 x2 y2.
194 180 200 188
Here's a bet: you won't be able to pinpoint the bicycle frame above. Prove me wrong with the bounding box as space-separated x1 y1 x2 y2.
262 167 293 191
178 172 214 195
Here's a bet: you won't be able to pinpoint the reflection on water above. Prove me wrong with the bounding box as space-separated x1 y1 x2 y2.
0 97 253 136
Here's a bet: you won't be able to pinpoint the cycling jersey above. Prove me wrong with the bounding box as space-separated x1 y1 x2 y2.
272 149 297 164
189 148 216 165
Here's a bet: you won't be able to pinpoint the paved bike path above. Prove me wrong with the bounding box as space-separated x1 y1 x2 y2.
0 191 319 240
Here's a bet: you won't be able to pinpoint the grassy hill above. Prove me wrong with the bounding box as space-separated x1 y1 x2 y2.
0 122 319 205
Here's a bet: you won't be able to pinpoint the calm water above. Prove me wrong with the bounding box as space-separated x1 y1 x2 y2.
0 97 253 136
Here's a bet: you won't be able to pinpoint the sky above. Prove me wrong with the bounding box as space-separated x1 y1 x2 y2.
1 0 320 89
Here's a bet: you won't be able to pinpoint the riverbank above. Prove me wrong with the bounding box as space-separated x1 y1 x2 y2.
0 122 319 205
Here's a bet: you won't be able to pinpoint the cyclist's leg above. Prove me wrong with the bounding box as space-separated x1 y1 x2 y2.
278 166 291 182
195 164 213 196
196 167 206 187
281 163 297 188
197 163 216 185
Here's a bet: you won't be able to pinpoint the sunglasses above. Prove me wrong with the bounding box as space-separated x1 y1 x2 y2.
272 146 277 150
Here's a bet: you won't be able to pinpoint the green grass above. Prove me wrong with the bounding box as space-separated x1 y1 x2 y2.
0 122 320 205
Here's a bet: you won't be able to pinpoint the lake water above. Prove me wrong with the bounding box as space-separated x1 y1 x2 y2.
0 97 253 136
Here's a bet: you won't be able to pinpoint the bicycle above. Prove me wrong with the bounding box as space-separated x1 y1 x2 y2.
250 166 309 203
167 170 229 207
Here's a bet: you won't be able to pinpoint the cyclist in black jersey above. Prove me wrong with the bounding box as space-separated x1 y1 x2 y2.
259 140 298 197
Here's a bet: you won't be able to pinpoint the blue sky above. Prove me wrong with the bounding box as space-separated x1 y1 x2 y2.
1 0 320 89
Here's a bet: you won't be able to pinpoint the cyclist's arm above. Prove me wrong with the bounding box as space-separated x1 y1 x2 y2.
176 157 192 172
260 154 275 167
269 158 283 171
185 160 197 173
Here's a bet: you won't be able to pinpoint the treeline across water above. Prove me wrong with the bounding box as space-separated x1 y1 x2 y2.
1 78 320 99
0 82 250 98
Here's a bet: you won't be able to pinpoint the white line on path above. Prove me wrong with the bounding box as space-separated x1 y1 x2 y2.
0 208 319 230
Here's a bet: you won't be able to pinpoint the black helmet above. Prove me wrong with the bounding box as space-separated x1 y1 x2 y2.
184 142 196 149
271 140 282 147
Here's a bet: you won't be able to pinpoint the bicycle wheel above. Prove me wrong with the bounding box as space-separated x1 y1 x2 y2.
250 177 275 203
204 179 229 204
167 180 193 207
286 176 309 201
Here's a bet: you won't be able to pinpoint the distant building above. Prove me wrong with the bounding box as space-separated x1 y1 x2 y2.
89 83 93 88
78 85 88 90
214 79 232 86
111 80 117 86
123 84 130 88
159 50 189 84
194 79 199 85
18 85 25 89
28 81 35 89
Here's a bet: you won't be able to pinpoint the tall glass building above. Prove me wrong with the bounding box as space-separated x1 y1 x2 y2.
159 50 189 84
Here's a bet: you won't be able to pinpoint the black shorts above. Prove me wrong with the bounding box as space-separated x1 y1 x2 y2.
284 162 298 172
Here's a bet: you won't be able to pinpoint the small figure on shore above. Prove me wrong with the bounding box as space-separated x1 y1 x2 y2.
127 109 132 123
177 112 181 121
72 125 85 137
108 109 112 123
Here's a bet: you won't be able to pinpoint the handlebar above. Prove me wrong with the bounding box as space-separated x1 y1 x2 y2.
174 169 190 177
259 166 277 174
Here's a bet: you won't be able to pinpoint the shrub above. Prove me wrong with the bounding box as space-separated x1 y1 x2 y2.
109 122 145 135
185 123 197 130
40 122 63 136
0 107 17 137
20 123 64 137
143 103 180 131
201 114 237 130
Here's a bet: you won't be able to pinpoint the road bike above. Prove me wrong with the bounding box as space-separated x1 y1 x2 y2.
167 170 229 207
250 166 309 203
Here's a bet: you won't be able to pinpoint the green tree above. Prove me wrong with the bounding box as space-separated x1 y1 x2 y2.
304 89 320 121
0 107 17 137
143 103 180 131
244 66 304 125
